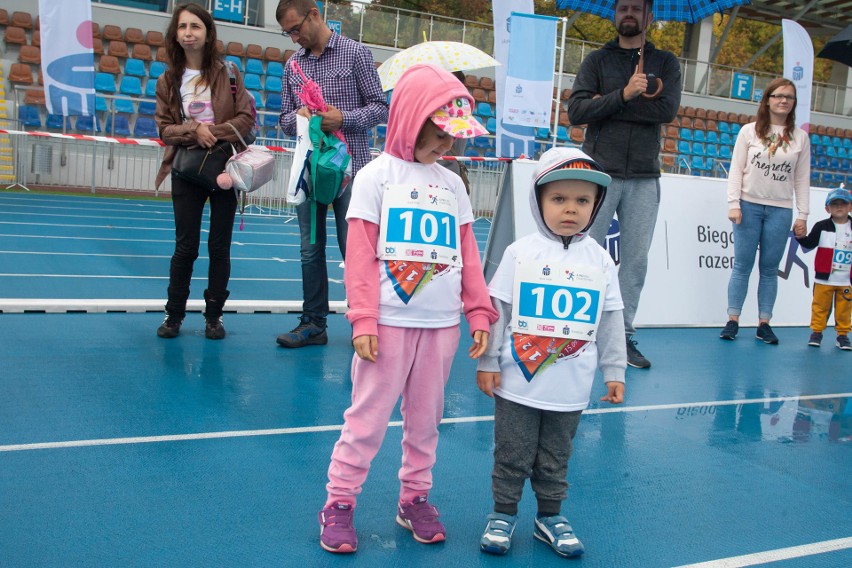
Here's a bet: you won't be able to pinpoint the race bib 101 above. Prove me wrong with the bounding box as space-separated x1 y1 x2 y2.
378 185 462 267
511 259 606 341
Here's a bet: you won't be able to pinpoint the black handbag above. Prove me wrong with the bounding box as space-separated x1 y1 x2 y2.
171 141 233 190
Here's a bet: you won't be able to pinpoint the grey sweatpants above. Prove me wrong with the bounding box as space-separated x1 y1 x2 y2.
492 395 582 517
588 177 661 336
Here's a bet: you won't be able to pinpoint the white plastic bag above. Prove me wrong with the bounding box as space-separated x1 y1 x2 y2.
286 114 311 205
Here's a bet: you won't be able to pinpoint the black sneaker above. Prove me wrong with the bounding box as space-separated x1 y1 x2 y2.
276 317 328 348
836 335 852 351
808 332 823 347
626 336 651 368
156 314 182 338
756 322 779 345
205 316 226 340
720 320 739 340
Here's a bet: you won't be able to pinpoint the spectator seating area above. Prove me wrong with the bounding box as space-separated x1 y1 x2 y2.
3 9 852 186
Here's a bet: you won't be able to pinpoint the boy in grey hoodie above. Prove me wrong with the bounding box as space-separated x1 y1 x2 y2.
476 147 627 558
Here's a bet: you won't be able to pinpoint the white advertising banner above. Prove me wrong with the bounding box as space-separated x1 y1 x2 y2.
502 13 558 129
501 162 821 327
782 19 814 132
39 0 96 116
492 0 538 158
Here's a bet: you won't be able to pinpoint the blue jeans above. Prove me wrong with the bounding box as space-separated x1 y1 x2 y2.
727 200 793 321
295 188 351 325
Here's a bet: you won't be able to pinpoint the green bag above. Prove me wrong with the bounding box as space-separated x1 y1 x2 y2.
308 115 351 244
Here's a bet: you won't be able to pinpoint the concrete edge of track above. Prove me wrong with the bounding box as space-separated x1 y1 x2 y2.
0 299 349 314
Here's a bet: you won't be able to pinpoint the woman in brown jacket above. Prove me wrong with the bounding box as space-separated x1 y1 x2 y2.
154 3 254 340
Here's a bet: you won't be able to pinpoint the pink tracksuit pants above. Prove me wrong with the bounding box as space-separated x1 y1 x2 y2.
325 324 461 506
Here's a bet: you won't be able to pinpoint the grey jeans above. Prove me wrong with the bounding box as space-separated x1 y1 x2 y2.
588 177 661 336
492 395 582 517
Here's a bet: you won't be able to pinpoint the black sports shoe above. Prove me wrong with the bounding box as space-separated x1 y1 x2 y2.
157 314 182 338
720 320 739 340
626 336 651 368
205 316 226 340
276 317 328 348
807 332 822 347
756 322 779 345
836 335 851 351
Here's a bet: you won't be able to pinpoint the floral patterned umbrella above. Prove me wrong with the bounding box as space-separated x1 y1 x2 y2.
377 41 500 92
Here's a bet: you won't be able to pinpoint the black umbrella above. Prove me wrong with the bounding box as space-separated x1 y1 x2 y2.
817 25 852 68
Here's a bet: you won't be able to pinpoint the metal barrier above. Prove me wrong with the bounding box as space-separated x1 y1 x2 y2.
1 129 508 220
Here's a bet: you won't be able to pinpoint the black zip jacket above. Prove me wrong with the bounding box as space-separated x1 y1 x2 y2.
567 39 681 179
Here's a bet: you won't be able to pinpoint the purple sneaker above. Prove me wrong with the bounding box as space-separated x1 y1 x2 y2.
396 495 446 544
318 502 357 553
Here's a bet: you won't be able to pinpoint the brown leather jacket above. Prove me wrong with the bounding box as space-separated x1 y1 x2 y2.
154 60 255 188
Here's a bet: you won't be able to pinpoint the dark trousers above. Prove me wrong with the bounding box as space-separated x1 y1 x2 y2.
492 395 582 517
294 187 350 325
165 174 237 317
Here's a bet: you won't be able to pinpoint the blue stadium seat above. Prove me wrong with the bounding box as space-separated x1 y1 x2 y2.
266 61 284 78
248 90 263 108
145 80 157 98
125 58 146 78
95 72 116 93
263 75 282 93
705 131 718 144
677 140 691 155
817 155 830 170
119 76 143 97
705 144 718 158
114 97 135 114
46 114 72 130
464 148 480 157
556 126 569 142
75 115 100 133
679 127 693 140
265 92 282 110
692 142 706 156
693 129 705 143
731 123 741 135
719 145 732 160
827 146 838 158
720 132 732 146
821 135 832 146
134 117 158 138
149 61 166 79
245 58 264 76
485 117 497 134
810 133 821 146
690 155 708 173
833 136 843 148
830 157 841 171
476 102 493 119
484 150 497 158
474 136 493 149
535 127 549 140
838 147 848 159
96 96 109 113
841 159 851 173
19 105 42 128
262 112 279 127
225 55 243 72
138 100 156 116
844 138 852 149
717 122 730 134
376 124 387 139
814 144 826 156
104 115 131 136
244 73 263 91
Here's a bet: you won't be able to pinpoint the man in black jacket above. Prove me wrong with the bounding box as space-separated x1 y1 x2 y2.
567 0 681 369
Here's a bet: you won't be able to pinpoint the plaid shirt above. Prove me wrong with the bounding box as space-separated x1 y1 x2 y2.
279 32 388 173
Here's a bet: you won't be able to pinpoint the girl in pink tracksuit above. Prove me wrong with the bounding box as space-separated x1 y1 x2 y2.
317 64 498 554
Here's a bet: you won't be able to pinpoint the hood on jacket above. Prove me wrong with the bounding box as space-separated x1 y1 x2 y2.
530 147 611 248
384 63 484 161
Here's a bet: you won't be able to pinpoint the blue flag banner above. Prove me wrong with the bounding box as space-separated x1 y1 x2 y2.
39 0 95 117
503 13 558 129
213 0 244 24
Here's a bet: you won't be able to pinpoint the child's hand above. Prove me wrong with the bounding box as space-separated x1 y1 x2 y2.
600 381 624 404
352 335 378 362
476 371 501 397
792 219 806 238
468 330 489 359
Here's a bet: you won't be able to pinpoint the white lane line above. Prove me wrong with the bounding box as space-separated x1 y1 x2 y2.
1 393 847 453
672 537 852 567
0 251 300 262
0 274 305 282
0 234 302 248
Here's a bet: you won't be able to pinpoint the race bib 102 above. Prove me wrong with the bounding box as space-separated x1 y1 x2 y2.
511 259 606 341
378 185 462 267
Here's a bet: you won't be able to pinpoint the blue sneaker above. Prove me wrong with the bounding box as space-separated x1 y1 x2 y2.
276 316 328 348
480 512 517 555
534 515 584 558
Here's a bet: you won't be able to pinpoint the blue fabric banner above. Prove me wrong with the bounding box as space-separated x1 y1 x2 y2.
40 0 95 117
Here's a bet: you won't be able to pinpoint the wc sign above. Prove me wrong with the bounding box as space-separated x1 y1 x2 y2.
731 72 753 101
213 0 244 23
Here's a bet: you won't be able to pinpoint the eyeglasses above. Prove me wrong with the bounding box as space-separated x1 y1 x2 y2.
768 94 796 101
280 12 310 38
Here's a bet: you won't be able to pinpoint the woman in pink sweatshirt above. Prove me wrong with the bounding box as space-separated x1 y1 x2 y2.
316 64 499 554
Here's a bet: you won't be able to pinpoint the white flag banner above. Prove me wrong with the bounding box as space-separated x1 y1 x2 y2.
782 19 813 132
40 0 96 116
493 0 537 158
503 13 558 128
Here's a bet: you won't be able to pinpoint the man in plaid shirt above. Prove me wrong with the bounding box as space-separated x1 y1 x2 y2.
276 0 388 348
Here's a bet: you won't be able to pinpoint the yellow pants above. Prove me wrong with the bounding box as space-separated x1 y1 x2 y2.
810 283 852 335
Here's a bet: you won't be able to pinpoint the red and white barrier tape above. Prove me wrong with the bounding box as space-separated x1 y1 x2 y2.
0 128 514 161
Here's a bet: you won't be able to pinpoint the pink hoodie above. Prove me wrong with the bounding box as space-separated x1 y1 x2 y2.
344 64 497 338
